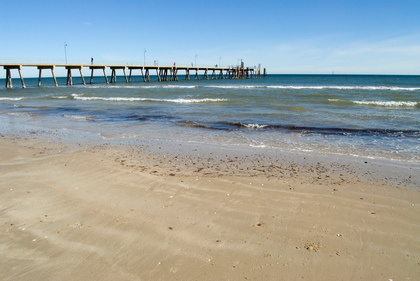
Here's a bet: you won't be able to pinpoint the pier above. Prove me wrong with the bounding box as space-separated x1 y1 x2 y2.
2 62 265 88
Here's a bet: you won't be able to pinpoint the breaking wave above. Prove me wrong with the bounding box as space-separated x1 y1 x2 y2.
71 94 227 104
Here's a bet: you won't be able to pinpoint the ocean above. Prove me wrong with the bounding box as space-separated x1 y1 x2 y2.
1 74 419 162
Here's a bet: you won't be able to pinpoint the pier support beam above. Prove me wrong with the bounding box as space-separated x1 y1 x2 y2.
37 65 58 87
159 68 169 81
128 66 145 83
156 68 161 82
141 68 145 82
90 65 108 84
110 66 128 83
66 65 85 86
203 69 209 80
4 65 25 88
219 69 224 79
143 69 150 82
211 69 217 79
5 68 12 88
171 67 178 81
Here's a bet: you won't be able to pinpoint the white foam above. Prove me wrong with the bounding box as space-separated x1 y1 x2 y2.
71 94 227 104
7 112 33 117
206 85 264 89
267 86 420 91
157 85 197 89
87 85 197 89
0 97 23 101
249 143 267 148
163 98 227 104
63 114 95 120
242 123 269 129
353 101 418 107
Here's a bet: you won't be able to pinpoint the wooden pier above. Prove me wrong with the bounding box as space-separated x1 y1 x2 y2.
1 62 264 88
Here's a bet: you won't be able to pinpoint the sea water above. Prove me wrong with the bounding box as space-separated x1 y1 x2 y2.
0 74 419 162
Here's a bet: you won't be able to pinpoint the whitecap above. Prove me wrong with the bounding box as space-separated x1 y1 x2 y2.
242 123 269 129
206 85 264 89
7 112 34 117
267 85 420 91
63 114 95 120
353 101 418 107
71 94 227 103
0 97 23 101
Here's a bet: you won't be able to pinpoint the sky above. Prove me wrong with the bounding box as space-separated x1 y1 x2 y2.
1 0 420 76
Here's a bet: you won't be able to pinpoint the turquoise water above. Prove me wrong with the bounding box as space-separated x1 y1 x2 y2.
1 74 419 162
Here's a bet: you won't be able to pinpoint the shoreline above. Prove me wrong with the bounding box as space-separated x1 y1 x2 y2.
2 126 418 188
1 134 420 280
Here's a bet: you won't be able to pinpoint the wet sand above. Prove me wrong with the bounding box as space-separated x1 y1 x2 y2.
1 135 419 280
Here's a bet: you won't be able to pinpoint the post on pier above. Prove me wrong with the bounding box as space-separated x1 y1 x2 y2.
156 68 161 81
211 69 217 79
160 68 168 81
4 65 26 88
171 67 178 81
89 65 108 84
37 65 57 87
79 67 86 85
65 65 85 86
185 68 190 80
103 67 109 83
203 69 209 80
141 67 146 82
110 66 128 83
144 68 150 82
5 68 12 88
123 68 128 82
127 66 146 83
18 66 25 87
219 69 224 79
66 68 72 85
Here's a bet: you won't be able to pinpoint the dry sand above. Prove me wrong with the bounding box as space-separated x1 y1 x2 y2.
1 135 419 280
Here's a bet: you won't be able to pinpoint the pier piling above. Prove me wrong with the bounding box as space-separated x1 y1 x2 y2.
4 65 26 88
66 65 85 86
90 65 108 84
37 65 58 87
110 66 128 83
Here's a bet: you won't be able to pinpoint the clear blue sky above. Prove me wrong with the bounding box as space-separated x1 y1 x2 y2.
1 0 419 75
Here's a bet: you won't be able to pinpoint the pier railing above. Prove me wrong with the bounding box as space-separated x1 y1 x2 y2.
1 63 266 88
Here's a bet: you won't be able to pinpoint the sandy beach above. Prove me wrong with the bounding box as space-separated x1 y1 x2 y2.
1 135 419 280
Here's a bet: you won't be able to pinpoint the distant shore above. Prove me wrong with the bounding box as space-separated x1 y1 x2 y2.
1 133 419 280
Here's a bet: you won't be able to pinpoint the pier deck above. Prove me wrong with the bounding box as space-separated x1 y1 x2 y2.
2 63 265 88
